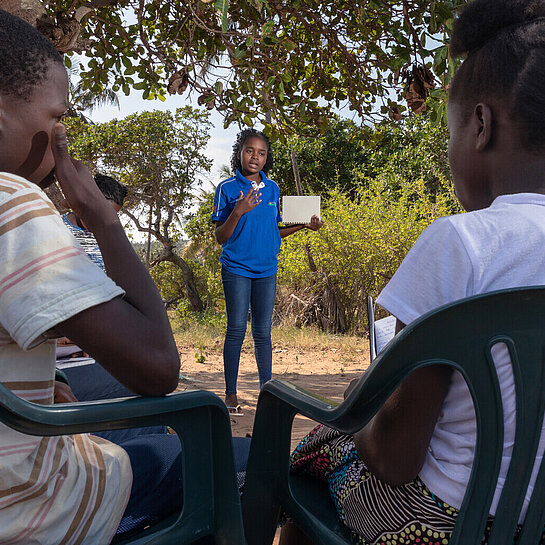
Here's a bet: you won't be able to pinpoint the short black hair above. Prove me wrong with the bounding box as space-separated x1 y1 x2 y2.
449 0 545 151
94 174 128 207
0 9 63 100
230 128 273 175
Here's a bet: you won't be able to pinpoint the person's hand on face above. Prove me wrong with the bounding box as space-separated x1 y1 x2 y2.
234 188 262 216
51 123 118 233
305 214 324 231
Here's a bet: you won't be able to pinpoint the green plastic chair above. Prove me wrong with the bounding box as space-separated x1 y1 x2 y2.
0 387 245 545
243 286 545 545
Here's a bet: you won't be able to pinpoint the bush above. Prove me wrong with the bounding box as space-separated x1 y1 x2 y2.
148 260 186 306
174 299 226 332
277 174 461 333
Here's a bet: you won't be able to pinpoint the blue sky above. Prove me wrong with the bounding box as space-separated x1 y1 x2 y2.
87 88 242 193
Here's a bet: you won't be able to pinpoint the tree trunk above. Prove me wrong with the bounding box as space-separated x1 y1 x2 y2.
0 0 45 27
145 204 152 269
1 0 91 53
121 208 204 312
164 251 204 312
290 150 303 196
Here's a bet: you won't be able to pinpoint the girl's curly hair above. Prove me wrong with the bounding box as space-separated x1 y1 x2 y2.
230 128 273 175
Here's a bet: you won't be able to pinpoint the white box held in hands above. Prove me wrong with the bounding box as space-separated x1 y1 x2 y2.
281 196 321 224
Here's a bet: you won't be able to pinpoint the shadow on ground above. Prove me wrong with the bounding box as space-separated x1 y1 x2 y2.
176 349 369 449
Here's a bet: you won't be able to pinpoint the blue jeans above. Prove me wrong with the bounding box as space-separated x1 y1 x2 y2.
113 434 251 539
63 361 167 442
221 267 277 396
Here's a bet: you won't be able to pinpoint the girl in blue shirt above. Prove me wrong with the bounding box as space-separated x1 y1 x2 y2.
212 129 322 414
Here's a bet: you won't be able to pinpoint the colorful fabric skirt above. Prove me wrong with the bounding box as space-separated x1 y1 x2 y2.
290 425 460 545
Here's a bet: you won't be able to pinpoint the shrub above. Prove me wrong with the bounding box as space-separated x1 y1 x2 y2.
278 175 461 333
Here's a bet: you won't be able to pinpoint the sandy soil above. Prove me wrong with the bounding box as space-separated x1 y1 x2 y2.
175 339 371 449
174 338 370 543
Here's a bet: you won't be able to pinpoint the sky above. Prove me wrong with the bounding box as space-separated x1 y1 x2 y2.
85 88 248 241
87 88 242 193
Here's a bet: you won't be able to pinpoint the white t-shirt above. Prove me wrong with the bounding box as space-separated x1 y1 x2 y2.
377 192 545 519
0 173 132 544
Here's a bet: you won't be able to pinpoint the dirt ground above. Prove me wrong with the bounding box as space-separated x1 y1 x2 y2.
175 339 371 450
174 338 370 543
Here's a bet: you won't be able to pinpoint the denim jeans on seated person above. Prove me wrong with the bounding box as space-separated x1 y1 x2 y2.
221 267 277 396
62 360 252 539
63 361 167 442
113 433 251 539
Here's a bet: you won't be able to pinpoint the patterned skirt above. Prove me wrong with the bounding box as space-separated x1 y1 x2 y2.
290 425 460 545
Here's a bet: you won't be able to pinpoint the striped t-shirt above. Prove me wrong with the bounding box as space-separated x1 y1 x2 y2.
0 173 132 544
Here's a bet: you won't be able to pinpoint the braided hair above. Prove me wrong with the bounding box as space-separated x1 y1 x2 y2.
230 128 273 175
449 0 545 151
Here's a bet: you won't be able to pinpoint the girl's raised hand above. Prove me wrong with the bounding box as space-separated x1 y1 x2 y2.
234 188 262 216
51 123 117 232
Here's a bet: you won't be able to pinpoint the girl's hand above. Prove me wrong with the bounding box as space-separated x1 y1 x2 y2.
234 188 262 216
51 123 117 232
305 215 324 231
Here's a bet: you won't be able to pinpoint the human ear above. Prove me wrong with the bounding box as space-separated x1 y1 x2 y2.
473 103 493 152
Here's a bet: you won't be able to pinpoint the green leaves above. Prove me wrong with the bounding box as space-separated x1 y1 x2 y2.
214 0 230 32
276 115 460 332
64 105 214 310
47 0 467 133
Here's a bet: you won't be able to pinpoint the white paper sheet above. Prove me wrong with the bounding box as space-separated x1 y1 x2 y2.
374 315 397 355
282 196 321 224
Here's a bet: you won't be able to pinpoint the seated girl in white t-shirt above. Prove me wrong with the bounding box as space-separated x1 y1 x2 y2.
282 1 545 544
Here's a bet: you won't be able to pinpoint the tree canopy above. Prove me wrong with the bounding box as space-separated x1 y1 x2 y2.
65 106 212 310
10 0 467 136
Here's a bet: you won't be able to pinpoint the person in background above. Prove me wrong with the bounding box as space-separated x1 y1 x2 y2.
55 173 134 406
56 173 126 359
212 128 323 415
61 173 127 271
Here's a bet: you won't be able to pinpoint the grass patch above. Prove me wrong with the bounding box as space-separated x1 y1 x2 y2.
171 311 367 365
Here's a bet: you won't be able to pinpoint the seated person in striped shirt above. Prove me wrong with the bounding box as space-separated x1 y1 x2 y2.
56 173 136 405
0 10 252 544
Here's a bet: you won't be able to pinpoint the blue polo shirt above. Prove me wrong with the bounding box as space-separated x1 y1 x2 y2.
212 169 282 278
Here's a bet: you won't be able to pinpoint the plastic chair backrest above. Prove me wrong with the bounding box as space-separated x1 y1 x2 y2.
243 286 545 545
0 388 245 545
